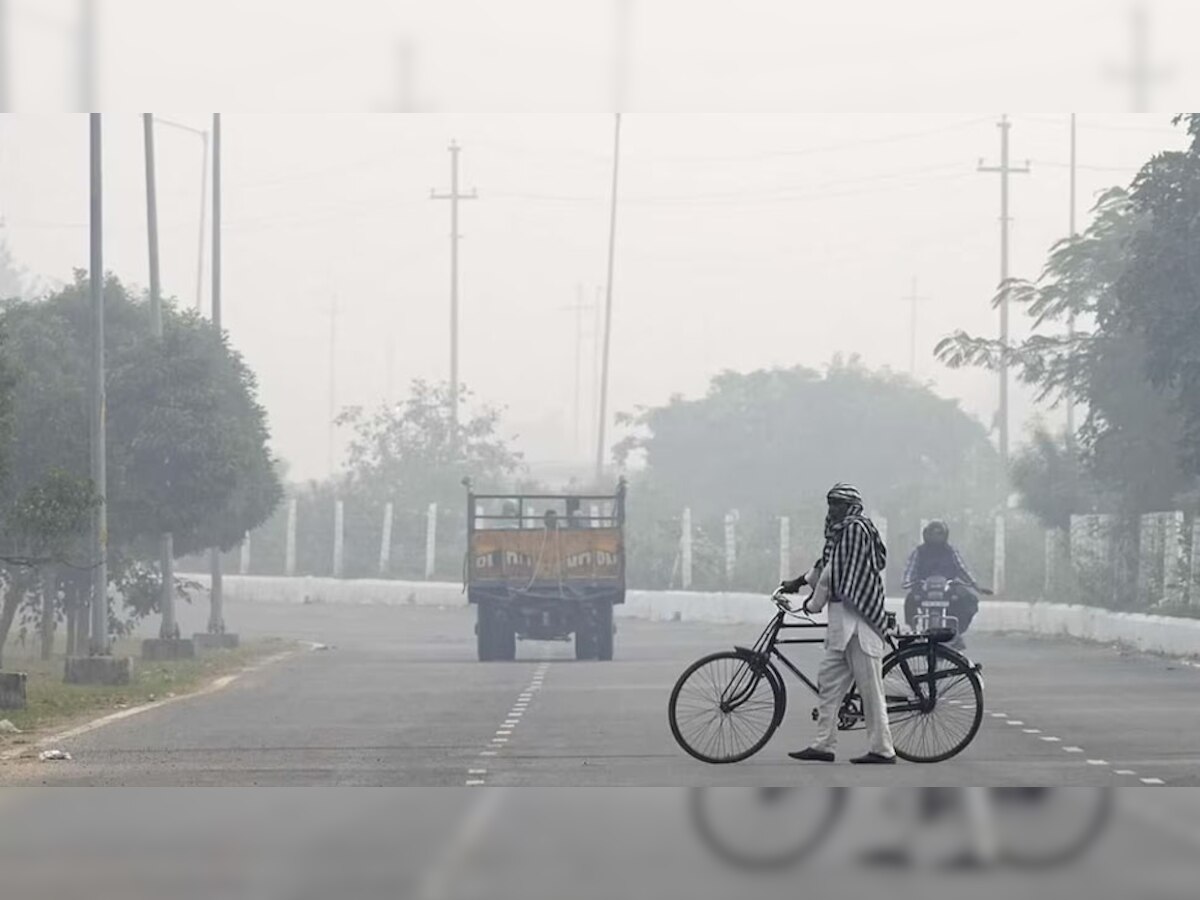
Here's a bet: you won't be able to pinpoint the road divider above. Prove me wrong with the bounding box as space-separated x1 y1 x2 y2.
180 574 1200 660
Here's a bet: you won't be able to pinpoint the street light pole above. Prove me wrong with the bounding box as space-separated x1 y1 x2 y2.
88 112 108 656
208 112 224 635
154 116 209 313
595 113 622 483
143 113 178 640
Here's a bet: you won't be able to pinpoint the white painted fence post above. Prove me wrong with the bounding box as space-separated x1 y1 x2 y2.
333 499 345 578
993 513 1006 596
779 516 791 583
285 497 298 577
379 502 394 576
1190 517 1200 608
425 502 438 579
724 510 739 583
1165 511 1185 607
1138 513 1161 605
680 507 693 590
1044 529 1055 597
239 531 251 576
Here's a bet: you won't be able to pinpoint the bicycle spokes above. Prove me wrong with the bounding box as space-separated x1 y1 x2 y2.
670 652 783 764
882 646 983 763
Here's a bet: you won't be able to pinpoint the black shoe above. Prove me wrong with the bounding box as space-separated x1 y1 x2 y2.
788 747 835 762
850 752 897 765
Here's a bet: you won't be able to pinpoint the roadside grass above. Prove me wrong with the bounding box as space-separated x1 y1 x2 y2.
0 637 292 740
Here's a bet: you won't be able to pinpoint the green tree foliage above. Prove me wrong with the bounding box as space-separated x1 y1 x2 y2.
338 380 523 514
0 273 282 660
937 119 1200 520
614 358 1002 590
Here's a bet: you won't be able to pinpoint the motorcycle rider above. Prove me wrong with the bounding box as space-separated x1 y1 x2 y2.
902 520 978 645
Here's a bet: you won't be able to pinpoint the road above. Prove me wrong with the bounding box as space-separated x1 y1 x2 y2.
3 598 1199 787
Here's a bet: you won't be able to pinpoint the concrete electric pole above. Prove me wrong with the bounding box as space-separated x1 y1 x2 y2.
431 141 477 434
595 114 623 483
901 276 930 376
977 114 1030 474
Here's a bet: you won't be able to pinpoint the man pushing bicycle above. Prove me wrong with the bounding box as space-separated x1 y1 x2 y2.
779 483 897 765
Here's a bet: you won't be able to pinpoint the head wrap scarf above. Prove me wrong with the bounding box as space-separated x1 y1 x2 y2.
820 483 888 634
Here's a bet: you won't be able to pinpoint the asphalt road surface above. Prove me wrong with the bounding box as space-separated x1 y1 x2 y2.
3 597 1199 787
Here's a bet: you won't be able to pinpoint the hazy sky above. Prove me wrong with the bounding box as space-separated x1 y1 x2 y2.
0 112 1188 481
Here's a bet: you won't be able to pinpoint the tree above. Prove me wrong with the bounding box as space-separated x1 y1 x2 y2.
0 273 282 660
937 161 1196 518
1117 114 1200 474
338 380 523 514
614 358 1003 590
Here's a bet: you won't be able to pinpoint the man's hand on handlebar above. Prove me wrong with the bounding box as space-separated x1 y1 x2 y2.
778 575 806 595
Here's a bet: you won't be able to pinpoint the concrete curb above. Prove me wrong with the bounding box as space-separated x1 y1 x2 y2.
180 574 1200 661
0 649 297 763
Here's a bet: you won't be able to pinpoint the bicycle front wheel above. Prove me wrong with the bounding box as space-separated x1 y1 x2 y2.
669 652 783 764
882 642 983 763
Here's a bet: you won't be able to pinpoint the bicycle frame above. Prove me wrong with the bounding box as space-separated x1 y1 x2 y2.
727 607 966 721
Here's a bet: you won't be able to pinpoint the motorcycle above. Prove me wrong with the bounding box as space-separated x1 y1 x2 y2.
909 576 991 652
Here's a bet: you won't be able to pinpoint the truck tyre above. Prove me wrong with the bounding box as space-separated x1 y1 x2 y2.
478 604 517 662
477 605 496 661
595 601 614 661
575 623 597 660
495 615 517 661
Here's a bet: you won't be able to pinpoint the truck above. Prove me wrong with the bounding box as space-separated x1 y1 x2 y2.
463 478 627 662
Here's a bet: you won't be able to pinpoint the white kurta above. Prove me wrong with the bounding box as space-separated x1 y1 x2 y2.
804 561 895 757
803 563 886 657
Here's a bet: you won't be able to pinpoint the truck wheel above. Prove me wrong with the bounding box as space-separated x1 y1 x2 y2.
477 605 496 661
496 616 517 661
575 625 597 661
595 601 614 661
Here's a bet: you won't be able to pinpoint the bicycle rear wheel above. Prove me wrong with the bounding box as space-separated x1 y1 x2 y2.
882 643 983 763
669 652 783 764
689 788 847 870
992 788 1114 867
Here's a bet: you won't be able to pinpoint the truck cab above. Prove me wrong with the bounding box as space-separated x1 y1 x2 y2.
464 479 626 661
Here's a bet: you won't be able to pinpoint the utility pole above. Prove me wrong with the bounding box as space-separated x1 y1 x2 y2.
1105 1 1170 112
430 141 477 433
143 113 180 642
88 113 107 656
613 0 632 110
978 114 1030 474
394 40 418 111
154 117 210 313
208 112 224 635
901 276 930 376
324 296 339 477
0 1 10 112
1067 113 1078 442
78 0 97 111
592 284 603 453
561 285 594 458
595 113 623 483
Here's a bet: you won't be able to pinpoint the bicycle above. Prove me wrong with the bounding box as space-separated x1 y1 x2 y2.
689 787 1113 871
668 587 985 764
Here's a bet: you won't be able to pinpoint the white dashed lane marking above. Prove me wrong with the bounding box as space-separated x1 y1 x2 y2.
464 663 550 786
990 708 1168 784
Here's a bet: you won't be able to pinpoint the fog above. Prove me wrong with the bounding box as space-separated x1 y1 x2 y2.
0 112 1187 480
1 2 1198 480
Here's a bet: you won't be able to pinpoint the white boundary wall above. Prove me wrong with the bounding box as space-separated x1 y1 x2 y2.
181 574 1200 659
